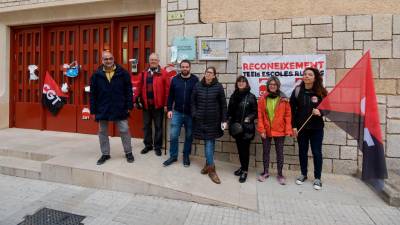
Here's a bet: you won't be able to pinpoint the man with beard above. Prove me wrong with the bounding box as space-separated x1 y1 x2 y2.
163 60 199 167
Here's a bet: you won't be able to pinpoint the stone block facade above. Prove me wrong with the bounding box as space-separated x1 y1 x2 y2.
167 0 400 175
0 0 65 9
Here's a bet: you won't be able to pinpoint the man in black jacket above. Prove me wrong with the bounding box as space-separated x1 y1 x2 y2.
163 60 199 167
90 50 134 165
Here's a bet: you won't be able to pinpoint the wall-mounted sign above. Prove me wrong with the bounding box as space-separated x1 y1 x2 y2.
168 11 185 20
198 38 229 60
172 37 196 62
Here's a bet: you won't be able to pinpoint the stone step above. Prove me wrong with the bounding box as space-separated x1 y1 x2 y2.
382 170 400 207
0 128 258 211
41 151 258 211
0 155 42 179
0 148 53 161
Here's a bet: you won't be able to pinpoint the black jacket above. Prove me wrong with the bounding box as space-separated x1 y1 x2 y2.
191 78 227 140
290 84 324 130
89 64 133 121
227 89 258 140
167 73 199 115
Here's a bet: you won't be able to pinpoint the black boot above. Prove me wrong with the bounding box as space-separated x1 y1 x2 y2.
141 147 153 154
163 157 177 167
155 149 162 156
234 167 243 176
96 155 110 165
239 171 248 183
183 154 190 167
126 152 134 163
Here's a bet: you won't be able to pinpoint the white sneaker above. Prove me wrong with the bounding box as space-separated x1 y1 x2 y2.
313 179 322 190
295 175 307 185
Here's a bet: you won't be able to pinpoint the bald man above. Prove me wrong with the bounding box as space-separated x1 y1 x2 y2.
90 50 134 165
134 53 170 156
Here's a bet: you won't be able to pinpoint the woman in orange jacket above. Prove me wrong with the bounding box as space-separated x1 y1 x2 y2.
257 76 292 185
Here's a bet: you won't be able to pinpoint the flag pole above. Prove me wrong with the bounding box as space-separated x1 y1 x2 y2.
297 113 313 133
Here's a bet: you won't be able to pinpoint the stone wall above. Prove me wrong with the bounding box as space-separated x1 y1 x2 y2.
0 0 63 8
200 0 400 22
167 0 400 175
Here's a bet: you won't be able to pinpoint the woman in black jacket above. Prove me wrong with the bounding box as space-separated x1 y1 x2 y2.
290 67 327 190
191 66 227 184
227 76 257 183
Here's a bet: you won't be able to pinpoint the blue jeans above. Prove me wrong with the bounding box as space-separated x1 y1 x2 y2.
169 111 193 159
204 139 215 165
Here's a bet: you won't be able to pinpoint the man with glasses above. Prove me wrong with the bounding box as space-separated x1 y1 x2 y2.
134 53 170 156
90 50 134 165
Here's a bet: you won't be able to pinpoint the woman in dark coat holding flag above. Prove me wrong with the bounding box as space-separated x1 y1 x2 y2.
290 67 327 190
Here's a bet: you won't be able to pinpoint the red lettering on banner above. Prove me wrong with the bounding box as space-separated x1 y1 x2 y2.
317 61 324 68
295 62 303 69
243 61 326 71
311 62 318 68
260 63 267 70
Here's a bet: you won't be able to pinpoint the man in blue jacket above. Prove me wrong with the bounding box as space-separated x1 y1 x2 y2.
90 50 134 165
163 60 199 167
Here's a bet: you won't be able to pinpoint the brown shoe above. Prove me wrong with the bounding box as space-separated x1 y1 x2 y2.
208 165 221 184
201 164 208 174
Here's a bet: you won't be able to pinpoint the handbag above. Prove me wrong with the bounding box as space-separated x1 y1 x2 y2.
229 94 248 137
229 122 243 136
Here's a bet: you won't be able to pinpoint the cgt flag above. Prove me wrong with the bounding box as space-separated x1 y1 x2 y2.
318 51 387 180
42 71 68 116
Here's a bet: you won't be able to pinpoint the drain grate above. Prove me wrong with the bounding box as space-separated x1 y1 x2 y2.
18 207 85 225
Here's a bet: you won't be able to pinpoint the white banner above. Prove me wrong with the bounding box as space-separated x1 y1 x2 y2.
241 55 326 98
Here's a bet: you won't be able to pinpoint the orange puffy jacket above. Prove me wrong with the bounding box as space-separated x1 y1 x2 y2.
257 94 293 137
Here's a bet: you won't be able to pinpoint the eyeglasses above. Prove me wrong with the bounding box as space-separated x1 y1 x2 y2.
268 83 277 86
103 57 114 61
205 71 214 75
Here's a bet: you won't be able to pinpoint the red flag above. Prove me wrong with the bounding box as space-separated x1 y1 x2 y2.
42 71 68 115
318 51 387 180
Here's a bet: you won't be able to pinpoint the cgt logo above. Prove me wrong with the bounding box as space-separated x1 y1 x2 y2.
258 78 269 96
43 84 62 105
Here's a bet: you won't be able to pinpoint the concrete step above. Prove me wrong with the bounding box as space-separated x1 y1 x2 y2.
0 155 42 179
382 170 400 207
41 150 258 211
0 128 258 211
0 148 53 161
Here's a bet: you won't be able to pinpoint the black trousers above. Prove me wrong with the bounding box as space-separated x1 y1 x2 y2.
143 107 164 150
235 138 251 172
297 129 324 179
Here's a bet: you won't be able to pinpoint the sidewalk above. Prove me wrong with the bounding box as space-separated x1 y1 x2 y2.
0 173 399 225
0 128 399 224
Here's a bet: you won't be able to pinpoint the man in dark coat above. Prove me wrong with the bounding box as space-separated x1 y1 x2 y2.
163 60 199 167
90 50 134 165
